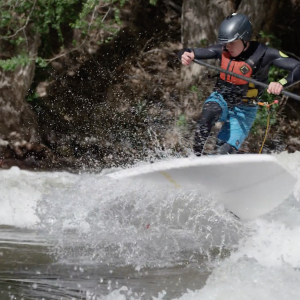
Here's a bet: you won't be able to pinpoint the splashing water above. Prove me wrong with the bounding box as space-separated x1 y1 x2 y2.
1 151 300 299
37 172 244 268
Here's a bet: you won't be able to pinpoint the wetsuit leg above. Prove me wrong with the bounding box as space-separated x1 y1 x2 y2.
193 101 222 156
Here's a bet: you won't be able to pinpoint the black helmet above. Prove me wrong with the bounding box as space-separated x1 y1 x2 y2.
218 13 253 44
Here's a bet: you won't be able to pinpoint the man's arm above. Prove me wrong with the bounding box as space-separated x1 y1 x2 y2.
178 44 223 63
192 44 223 60
264 48 300 87
260 47 300 95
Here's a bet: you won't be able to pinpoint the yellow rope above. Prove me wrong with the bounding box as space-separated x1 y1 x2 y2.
259 109 270 154
257 100 279 154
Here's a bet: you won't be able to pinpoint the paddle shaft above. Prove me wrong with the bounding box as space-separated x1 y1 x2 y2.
193 59 300 102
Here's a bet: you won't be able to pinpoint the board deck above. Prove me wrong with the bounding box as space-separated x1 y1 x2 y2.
107 154 297 220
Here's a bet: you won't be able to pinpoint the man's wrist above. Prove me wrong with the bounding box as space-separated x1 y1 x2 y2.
185 48 194 53
278 78 287 86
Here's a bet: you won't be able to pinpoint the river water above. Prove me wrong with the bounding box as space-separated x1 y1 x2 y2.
1 152 300 300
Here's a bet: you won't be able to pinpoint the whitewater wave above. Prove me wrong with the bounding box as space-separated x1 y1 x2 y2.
1 151 300 299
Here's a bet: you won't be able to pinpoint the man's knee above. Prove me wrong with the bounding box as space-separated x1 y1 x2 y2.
217 142 237 155
198 101 222 127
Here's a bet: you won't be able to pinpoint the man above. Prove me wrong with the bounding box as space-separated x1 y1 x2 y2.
179 13 300 155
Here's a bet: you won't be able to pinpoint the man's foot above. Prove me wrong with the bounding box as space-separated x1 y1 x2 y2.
217 143 237 155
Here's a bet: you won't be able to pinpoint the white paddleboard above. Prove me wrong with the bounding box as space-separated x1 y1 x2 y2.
107 154 297 220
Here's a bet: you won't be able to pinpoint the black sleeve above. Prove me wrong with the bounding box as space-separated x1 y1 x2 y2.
263 48 300 87
193 44 223 60
178 44 223 61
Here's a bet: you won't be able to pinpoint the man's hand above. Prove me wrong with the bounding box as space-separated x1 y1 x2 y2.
267 82 284 95
181 51 195 66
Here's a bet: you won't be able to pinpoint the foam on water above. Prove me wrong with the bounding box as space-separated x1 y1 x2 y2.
172 151 300 300
0 166 77 227
93 259 300 300
1 151 300 299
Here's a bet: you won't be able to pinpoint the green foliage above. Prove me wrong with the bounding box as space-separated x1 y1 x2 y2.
258 30 288 104
35 57 48 68
190 85 203 101
70 0 101 35
27 91 40 103
149 0 158 5
251 64 285 135
0 0 143 71
260 66 289 103
176 114 187 128
259 30 281 49
251 104 279 135
251 31 288 135
200 38 208 47
0 55 30 70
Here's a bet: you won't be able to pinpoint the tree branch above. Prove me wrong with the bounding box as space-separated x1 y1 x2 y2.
102 7 111 22
0 0 37 40
45 4 100 64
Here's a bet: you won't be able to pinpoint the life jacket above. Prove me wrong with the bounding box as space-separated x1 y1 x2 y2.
219 43 267 99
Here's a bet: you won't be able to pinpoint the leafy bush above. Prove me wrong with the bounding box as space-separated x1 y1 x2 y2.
0 0 129 70
251 31 289 134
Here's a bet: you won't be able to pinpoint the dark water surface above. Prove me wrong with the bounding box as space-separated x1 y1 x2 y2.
0 226 210 300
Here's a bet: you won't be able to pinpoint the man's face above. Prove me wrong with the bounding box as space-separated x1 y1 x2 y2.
225 40 244 57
